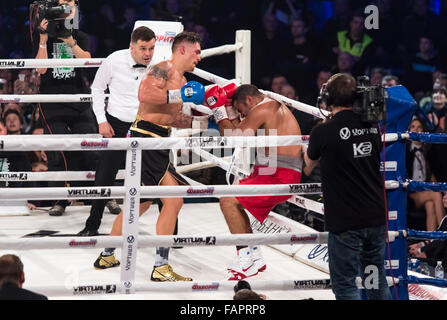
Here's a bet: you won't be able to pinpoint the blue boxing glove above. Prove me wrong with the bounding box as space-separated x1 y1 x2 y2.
167 81 205 105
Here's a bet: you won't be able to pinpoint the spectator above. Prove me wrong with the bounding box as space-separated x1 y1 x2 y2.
331 10 374 62
0 254 47 300
280 84 314 136
0 78 11 95
382 75 400 87
280 84 298 100
33 0 99 216
283 16 317 66
406 117 445 231
420 80 447 131
402 0 442 54
233 280 266 300
0 120 6 135
3 109 23 135
299 68 332 106
252 7 290 88
406 35 440 99
370 67 386 86
333 52 356 75
409 215 447 270
322 0 352 36
270 74 290 94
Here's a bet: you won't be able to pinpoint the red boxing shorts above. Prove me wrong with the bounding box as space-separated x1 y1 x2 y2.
236 165 302 223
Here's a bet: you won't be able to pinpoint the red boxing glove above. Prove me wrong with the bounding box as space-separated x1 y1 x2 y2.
205 85 228 122
222 83 240 120
223 83 238 99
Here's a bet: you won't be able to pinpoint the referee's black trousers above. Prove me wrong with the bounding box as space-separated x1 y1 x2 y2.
85 113 131 230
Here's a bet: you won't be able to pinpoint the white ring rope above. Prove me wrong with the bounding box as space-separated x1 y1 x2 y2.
0 183 323 201
25 279 334 296
0 43 244 69
0 232 328 250
25 276 402 296
0 135 308 151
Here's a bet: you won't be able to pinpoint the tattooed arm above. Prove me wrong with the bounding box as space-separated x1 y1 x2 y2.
138 61 172 105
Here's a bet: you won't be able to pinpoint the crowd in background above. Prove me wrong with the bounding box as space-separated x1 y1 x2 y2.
1 0 447 231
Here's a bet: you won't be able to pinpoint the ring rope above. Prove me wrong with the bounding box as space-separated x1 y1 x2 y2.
0 43 243 69
24 279 334 297
0 232 328 250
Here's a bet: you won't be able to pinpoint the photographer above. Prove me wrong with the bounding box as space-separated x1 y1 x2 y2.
303 73 391 300
32 0 98 216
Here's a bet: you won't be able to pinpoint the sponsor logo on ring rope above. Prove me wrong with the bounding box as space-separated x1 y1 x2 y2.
288 183 321 194
0 173 28 181
80 139 109 149
184 136 227 148
192 282 220 291
290 234 318 243
67 188 111 197
69 239 97 247
293 279 331 289
73 284 116 295
173 236 217 246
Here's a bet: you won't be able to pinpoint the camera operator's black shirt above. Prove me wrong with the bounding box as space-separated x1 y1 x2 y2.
307 110 385 233
32 30 90 96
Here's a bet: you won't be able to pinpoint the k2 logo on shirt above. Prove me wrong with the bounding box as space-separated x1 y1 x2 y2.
353 142 372 158
339 127 351 140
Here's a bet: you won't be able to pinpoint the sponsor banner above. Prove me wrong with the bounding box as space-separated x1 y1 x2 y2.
72 284 117 295
184 136 228 149
80 139 109 149
0 173 28 181
295 244 329 274
68 239 97 247
0 60 25 68
185 187 215 196
288 183 322 194
66 188 111 198
384 259 399 270
388 210 398 221
0 98 21 103
380 161 398 172
293 279 331 290
250 211 317 257
290 234 318 243
172 236 216 246
191 282 220 291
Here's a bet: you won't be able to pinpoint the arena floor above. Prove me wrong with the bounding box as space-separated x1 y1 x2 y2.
0 202 335 300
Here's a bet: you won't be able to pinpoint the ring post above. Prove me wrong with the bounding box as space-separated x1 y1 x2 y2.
235 30 251 85
120 140 142 294
383 85 417 299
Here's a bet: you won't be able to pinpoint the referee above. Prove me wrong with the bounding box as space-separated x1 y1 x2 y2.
78 26 156 236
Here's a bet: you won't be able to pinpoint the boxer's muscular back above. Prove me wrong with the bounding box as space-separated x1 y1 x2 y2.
137 61 187 126
259 100 302 159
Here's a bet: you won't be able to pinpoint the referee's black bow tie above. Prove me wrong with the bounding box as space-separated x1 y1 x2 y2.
133 64 147 68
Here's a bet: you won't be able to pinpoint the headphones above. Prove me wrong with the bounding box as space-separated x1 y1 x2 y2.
316 74 357 114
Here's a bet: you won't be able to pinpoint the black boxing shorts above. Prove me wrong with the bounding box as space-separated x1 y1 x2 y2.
129 116 188 202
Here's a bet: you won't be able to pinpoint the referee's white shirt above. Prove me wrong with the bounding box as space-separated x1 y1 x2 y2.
91 49 150 124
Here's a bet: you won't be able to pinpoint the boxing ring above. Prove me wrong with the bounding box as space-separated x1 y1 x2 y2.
1 24 447 300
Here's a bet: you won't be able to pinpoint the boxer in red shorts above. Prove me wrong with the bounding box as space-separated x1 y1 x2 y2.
205 83 303 280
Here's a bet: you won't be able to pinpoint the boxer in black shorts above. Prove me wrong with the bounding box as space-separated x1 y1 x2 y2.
93 32 204 282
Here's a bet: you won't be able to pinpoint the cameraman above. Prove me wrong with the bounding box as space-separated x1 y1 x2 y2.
303 73 391 300
33 0 98 216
